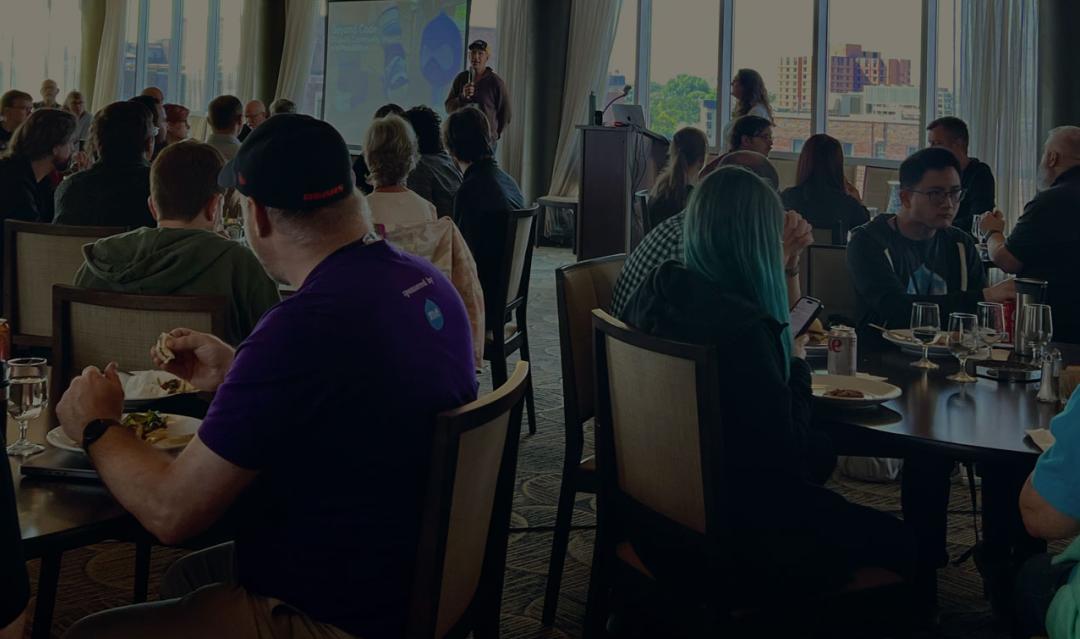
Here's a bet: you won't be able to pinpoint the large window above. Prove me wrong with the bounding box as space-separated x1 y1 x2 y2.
0 0 82 97
603 0 637 124
648 0 719 140
467 0 498 70
732 0 813 152
936 0 958 118
179 0 211 112
301 1 328 117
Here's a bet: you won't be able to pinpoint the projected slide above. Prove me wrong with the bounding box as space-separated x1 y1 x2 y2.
325 0 470 150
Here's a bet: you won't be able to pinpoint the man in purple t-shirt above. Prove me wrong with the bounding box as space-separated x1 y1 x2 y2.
57 115 477 639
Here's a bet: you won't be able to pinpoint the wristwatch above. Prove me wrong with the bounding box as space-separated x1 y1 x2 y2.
82 418 122 451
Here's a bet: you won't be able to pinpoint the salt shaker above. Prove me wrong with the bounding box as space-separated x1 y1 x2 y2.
1037 350 1061 404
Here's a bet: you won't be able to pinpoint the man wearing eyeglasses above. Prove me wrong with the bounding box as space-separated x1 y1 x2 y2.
847 147 1035 617
979 126 1080 344
0 90 33 153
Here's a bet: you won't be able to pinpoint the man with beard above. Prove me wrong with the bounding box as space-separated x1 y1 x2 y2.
0 108 76 224
980 126 1080 343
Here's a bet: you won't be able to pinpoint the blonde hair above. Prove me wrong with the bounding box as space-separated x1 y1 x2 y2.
363 115 418 187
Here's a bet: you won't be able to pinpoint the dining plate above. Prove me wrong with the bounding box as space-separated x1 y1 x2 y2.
881 328 952 358
46 413 201 453
811 374 903 408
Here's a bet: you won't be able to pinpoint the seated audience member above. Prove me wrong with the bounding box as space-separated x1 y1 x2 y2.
1015 389 1080 638
648 126 708 228
59 114 477 639
54 101 155 228
0 90 33 152
141 86 165 103
64 90 92 142
74 142 279 345
206 95 243 161
130 94 167 160
700 115 773 176
354 103 409 195
404 105 462 218
980 126 1080 344
363 115 436 229
33 78 60 110
269 97 296 115
239 99 267 142
848 147 1037 614
163 103 190 145
0 108 76 224
1 453 28 639
781 133 870 238
610 151 806 317
619 166 917 605
928 116 994 233
445 105 524 329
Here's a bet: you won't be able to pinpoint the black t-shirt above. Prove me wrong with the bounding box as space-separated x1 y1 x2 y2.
1006 166 1080 343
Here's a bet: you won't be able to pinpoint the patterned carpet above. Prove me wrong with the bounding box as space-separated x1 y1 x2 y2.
20 247 1057 638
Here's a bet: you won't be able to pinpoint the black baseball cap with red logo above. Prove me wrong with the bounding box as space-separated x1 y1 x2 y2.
218 113 354 211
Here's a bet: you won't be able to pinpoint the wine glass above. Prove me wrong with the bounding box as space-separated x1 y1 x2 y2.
946 313 979 383
910 302 942 369
977 302 1006 355
5 357 49 457
1022 303 1053 361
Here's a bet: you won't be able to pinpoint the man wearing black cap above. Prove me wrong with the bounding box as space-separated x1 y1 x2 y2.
57 114 478 639
445 39 511 141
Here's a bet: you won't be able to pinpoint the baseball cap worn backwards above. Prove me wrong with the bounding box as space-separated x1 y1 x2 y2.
218 114 355 211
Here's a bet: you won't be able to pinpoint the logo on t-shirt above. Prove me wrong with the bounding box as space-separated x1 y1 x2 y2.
424 298 445 330
907 265 948 296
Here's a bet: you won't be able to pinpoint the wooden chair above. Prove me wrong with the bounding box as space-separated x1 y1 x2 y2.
543 254 626 626
863 166 899 213
4 220 119 350
806 244 858 326
483 205 538 435
406 361 530 639
51 285 227 415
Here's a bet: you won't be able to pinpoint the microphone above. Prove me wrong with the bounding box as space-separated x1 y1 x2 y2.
601 85 632 118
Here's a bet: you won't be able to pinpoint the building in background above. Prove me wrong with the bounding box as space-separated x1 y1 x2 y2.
937 87 955 116
776 56 811 112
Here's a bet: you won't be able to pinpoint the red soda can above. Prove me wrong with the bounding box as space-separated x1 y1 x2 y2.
0 319 10 361
1002 300 1017 344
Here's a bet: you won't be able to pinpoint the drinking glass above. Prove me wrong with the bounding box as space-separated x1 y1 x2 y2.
946 313 980 383
5 357 49 456
910 302 942 369
1023 303 1054 361
977 302 1006 354
971 213 984 238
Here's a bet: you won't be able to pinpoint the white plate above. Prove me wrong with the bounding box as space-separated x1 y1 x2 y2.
811 374 903 408
46 413 201 453
120 370 198 401
881 328 952 358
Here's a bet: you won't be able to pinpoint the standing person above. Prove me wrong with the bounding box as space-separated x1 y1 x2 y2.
363 114 436 229
33 79 60 110
927 116 995 233
404 105 462 218
781 133 870 238
444 40 511 142
163 104 191 145
720 68 773 150
54 101 155 228
239 100 267 142
130 95 167 160
979 125 1080 344
0 90 33 153
206 95 243 161
648 127 708 227
64 90 92 143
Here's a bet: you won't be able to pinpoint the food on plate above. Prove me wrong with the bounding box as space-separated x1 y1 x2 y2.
824 388 865 399
807 319 828 346
122 411 169 443
155 332 175 364
159 378 195 395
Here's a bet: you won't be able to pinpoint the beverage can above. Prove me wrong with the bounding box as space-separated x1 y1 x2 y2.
0 318 10 362
827 325 858 376
1002 299 1017 344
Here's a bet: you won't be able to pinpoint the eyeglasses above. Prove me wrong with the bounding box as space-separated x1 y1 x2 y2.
754 133 774 142
906 188 966 205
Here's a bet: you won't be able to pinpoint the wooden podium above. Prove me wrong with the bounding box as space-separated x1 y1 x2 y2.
576 125 669 260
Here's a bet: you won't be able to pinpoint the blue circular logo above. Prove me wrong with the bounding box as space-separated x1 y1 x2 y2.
424 299 444 330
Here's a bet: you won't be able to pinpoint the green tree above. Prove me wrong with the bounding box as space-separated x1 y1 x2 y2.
648 74 713 138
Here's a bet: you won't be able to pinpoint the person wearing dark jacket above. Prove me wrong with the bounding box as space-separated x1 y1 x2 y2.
445 105 523 329
620 166 917 610
648 127 707 228
404 106 462 218
54 101 155 229
0 452 29 639
927 116 995 233
444 40 510 140
781 133 869 242
849 147 1039 615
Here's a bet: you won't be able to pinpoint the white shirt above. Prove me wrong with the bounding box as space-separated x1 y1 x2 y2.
367 189 437 230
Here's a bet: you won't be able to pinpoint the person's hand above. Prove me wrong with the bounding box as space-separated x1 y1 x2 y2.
979 209 1006 236
462 83 476 100
983 277 1016 304
72 150 90 172
792 333 809 360
782 210 813 270
150 328 235 392
57 363 124 444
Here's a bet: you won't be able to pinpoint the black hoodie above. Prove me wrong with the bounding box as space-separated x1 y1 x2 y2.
846 213 985 339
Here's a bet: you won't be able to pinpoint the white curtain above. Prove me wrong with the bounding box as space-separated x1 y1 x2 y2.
958 0 1039 227
495 0 530 192
89 0 127 112
546 0 622 198
236 0 261 102
274 0 321 112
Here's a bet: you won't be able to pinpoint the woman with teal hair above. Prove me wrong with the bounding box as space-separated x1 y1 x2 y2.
619 166 920 612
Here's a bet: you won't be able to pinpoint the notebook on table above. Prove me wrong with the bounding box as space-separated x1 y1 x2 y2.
20 448 99 480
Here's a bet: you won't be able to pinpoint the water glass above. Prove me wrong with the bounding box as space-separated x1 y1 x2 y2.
1022 303 1054 361
5 357 49 457
910 302 942 369
946 313 979 383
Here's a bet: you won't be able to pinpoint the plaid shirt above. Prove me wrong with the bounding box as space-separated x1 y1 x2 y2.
610 211 686 317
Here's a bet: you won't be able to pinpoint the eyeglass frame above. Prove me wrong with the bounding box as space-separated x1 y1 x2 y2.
904 187 967 205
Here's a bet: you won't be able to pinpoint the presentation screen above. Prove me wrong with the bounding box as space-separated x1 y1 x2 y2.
325 0 470 151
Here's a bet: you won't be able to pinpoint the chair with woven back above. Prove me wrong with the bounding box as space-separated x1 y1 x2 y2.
806 244 858 326
542 254 626 626
862 165 899 213
406 361 530 639
4 220 120 351
483 205 539 434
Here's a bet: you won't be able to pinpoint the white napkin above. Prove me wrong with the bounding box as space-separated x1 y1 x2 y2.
1026 428 1056 452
